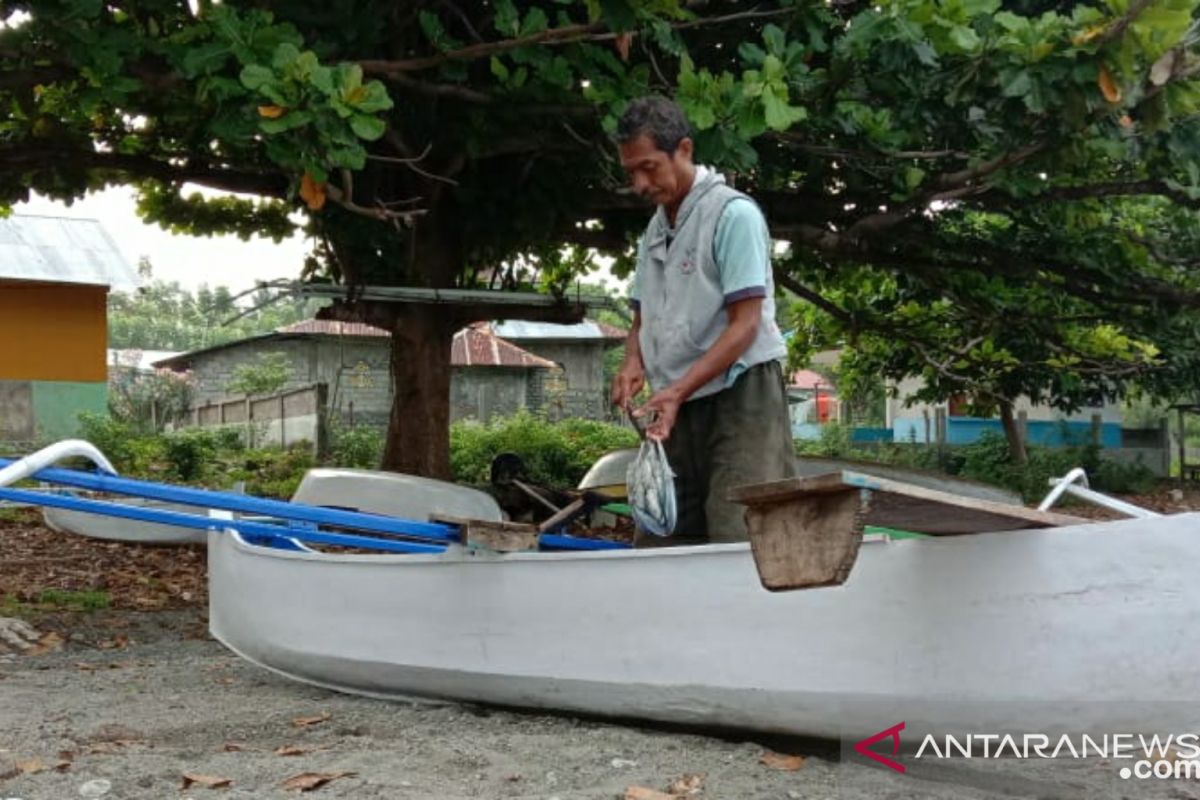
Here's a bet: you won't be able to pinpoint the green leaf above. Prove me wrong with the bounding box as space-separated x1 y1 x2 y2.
520 7 549 37
904 166 926 190
494 0 520 36
949 25 981 52
491 56 510 81
259 110 313 134
350 114 386 141
598 0 638 31
327 145 367 170
182 42 231 78
310 66 335 96
239 64 275 91
271 43 301 70
999 68 1032 97
993 11 1028 32
762 24 786 57
762 85 806 131
738 42 767 66
355 82 394 113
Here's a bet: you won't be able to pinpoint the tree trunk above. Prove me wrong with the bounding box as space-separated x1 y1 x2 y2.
381 304 457 479
998 399 1028 465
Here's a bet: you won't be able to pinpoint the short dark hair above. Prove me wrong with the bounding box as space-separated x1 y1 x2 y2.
616 96 691 154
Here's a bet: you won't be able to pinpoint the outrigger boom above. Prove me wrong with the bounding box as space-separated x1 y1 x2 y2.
0 442 626 553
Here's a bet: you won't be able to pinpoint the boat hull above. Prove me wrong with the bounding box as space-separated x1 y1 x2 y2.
44 498 207 544
209 513 1200 739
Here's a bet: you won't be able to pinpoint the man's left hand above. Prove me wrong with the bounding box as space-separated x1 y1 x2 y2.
634 386 684 441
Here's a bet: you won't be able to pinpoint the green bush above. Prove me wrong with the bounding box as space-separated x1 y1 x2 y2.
76 411 165 474
329 422 384 469
450 411 638 488
226 445 315 499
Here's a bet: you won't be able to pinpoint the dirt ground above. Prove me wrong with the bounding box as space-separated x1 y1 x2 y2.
2 487 1200 800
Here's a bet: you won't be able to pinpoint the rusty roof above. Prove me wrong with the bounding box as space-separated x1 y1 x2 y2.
157 318 555 370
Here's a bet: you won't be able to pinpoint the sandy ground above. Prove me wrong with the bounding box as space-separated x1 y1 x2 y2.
3 487 1200 800
1 609 1197 800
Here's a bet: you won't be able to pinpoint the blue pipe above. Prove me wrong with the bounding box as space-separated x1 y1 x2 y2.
0 486 446 554
0 458 456 541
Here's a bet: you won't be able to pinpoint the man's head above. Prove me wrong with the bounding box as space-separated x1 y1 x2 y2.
617 96 695 210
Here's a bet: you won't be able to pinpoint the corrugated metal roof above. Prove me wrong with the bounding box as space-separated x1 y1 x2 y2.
277 319 389 337
109 349 183 371
491 319 627 341
0 215 139 290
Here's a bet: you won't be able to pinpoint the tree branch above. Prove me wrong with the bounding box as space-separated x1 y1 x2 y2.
360 8 794 75
0 146 288 197
774 271 855 325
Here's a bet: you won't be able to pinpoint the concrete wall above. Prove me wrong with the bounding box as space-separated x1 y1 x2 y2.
449 367 531 422
513 340 610 420
181 336 545 429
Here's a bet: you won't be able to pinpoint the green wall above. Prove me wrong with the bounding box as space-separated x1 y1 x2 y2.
32 381 107 441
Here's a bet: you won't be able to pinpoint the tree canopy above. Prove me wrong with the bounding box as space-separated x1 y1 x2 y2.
4 0 1200 474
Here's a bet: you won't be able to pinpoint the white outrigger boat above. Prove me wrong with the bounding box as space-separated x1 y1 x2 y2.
5 441 1200 739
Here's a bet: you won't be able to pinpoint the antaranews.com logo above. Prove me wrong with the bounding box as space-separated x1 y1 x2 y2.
853 721 1200 780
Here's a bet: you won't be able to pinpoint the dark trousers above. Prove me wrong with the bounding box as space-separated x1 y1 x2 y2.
651 360 796 544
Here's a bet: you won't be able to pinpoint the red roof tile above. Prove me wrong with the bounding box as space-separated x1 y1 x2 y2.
276 319 554 369
452 327 557 369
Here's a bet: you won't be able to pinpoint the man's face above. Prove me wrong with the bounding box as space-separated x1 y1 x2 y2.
619 134 693 208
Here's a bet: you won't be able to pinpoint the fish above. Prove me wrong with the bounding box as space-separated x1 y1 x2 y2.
626 438 676 536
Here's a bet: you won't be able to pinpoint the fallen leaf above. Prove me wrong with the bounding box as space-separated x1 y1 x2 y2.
290 711 331 728
1098 65 1122 103
665 773 705 795
614 32 634 62
258 105 286 119
216 676 237 685
759 750 807 771
53 759 71 772
299 173 326 211
16 758 47 775
281 771 355 792
275 745 311 757
25 631 63 656
625 788 674 800
181 772 233 790
75 662 99 671
223 742 246 752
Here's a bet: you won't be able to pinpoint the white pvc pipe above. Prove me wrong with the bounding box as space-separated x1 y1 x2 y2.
0 440 117 488
1037 467 1089 512
1038 467 1159 519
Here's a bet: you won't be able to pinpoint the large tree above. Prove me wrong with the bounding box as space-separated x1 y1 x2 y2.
3 0 1200 476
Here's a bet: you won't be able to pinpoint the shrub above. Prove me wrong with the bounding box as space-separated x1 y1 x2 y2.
328 422 384 469
76 412 165 474
450 412 638 488
226 445 316 499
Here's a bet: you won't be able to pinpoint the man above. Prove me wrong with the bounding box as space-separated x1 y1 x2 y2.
610 96 796 544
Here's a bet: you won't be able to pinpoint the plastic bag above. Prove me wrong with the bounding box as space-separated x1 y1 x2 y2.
626 438 677 536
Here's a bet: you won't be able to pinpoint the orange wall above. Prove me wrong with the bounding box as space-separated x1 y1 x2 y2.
0 281 108 382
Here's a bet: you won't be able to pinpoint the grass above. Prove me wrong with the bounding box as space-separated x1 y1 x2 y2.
2 592 111 618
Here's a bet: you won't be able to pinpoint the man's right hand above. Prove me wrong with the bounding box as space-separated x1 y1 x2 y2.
611 362 645 410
